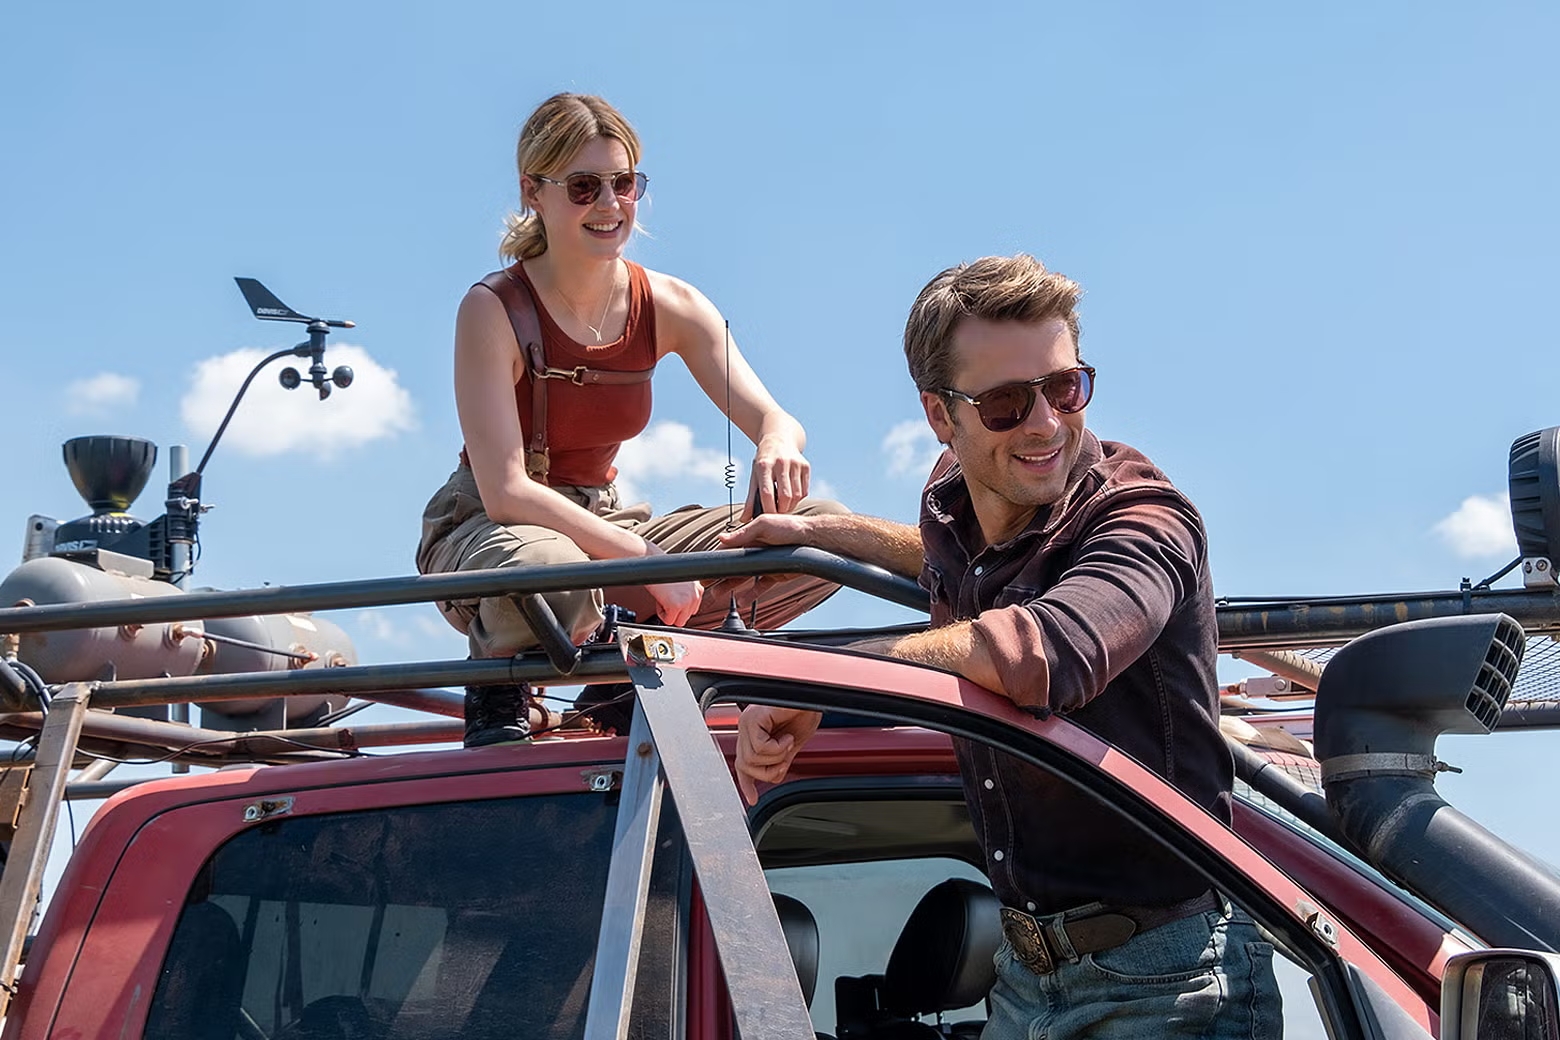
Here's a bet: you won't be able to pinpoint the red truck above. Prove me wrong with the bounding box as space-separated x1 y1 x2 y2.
0 424 1558 1038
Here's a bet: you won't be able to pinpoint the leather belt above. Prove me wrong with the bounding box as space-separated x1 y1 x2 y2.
1000 890 1221 976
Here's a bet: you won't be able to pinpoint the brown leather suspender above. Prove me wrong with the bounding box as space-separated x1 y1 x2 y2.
478 268 653 483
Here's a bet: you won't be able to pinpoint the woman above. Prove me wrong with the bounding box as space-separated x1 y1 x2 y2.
418 93 843 747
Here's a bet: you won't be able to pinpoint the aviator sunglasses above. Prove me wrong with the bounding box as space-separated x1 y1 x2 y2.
939 365 1096 432
531 170 649 206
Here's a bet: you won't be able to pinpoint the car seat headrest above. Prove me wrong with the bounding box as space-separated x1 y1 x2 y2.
881 878 1001 1015
773 892 821 1008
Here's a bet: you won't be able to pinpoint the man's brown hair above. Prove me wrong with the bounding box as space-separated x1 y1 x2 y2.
903 254 1083 393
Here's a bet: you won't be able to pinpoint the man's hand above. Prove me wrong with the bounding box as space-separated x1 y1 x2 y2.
734 705 822 805
718 512 814 549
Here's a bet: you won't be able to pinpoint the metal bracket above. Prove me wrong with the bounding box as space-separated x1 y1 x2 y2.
1321 752 1459 782
625 632 678 665
241 796 295 823
1522 557 1559 590
583 632 813 1040
0 683 92 1018
0 768 31 841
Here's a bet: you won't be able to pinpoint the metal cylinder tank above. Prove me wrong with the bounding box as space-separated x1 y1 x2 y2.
0 556 204 682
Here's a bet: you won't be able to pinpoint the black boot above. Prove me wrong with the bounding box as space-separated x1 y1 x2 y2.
463 683 532 748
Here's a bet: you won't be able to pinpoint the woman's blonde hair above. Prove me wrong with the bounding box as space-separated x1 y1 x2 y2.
499 93 643 262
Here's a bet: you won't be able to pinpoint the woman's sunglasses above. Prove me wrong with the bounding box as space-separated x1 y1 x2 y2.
939 365 1096 432
531 170 649 206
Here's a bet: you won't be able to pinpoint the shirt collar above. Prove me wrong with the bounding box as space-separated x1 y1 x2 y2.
925 431 1105 554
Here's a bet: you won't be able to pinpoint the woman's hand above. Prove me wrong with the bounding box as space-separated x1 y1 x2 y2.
745 433 811 519
639 539 705 627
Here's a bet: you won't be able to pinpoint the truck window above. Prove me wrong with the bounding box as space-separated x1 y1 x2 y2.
142 792 684 1040
767 856 989 1032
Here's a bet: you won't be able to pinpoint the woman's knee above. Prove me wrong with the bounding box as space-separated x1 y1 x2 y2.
462 525 591 572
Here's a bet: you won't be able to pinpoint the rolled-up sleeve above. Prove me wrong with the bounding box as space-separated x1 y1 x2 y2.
968 494 1206 713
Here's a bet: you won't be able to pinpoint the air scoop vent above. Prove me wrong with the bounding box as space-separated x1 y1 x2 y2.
1468 616 1524 731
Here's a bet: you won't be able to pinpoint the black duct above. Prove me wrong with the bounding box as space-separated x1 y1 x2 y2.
1314 613 1560 951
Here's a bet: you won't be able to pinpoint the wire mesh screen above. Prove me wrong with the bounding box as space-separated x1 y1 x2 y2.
1296 634 1560 706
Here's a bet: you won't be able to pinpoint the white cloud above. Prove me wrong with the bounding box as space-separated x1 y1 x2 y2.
65 372 140 417
614 421 732 504
355 609 402 642
810 477 840 502
1433 493 1518 558
350 607 467 659
180 344 416 458
882 420 943 478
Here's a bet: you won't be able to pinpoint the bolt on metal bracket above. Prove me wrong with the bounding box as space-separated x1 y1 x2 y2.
242 796 294 823
625 633 678 665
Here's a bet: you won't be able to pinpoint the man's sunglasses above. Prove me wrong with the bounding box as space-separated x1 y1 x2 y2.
939 365 1096 432
531 170 649 206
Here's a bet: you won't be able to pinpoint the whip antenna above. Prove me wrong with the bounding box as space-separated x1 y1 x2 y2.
717 318 758 635
723 319 739 529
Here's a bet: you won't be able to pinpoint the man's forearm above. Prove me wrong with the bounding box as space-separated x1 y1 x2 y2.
805 515 925 579
855 622 1006 695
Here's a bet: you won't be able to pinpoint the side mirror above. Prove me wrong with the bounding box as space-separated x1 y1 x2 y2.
1442 949 1560 1040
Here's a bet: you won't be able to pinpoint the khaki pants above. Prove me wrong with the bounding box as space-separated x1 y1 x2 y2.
416 466 847 659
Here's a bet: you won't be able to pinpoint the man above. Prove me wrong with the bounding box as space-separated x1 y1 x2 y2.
722 255 1280 1038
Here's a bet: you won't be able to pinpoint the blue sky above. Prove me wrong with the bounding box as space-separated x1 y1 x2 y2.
3 3 1558 872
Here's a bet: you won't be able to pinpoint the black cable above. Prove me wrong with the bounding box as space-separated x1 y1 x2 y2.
1474 556 1524 590
528 689 638 739
195 346 300 475
315 700 373 726
8 736 37 767
9 660 52 717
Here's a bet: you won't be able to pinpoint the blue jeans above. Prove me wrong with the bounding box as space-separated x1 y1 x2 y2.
982 898 1282 1040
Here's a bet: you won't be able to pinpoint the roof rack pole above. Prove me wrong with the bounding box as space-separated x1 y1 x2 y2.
0 683 91 1018
583 699 663 1040
607 629 815 1039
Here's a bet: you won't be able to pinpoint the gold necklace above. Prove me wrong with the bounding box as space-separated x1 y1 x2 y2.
553 263 621 344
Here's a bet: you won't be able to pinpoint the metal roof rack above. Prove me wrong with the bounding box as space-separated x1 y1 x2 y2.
0 545 1558 1020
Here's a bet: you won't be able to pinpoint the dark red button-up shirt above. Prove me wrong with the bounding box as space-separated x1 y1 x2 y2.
920 431 1231 914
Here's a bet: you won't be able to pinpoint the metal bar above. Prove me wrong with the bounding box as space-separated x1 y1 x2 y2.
516 594 583 674
0 684 90 1018
583 700 664 1040
0 547 928 633
349 687 466 719
1229 648 1325 691
616 630 815 1040
89 648 630 709
1217 589 1560 649
66 778 148 801
71 756 117 784
0 711 457 761
1495 701 1560 730
1227 737 1348 846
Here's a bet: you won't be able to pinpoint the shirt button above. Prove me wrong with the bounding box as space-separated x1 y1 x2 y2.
983 779 994 790
974 565 984 576
1026 901 1037 912
993 850 1005 862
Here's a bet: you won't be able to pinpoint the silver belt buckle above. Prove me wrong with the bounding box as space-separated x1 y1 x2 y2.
1000 907 1055 975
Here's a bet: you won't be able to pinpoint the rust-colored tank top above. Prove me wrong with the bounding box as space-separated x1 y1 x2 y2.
461 260 658 487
